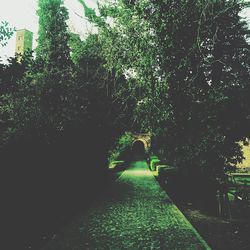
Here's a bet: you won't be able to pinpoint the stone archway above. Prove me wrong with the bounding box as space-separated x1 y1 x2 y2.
132 133 151 153
130 133 151 161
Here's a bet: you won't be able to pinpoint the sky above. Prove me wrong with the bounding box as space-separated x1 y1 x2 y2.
0 0 249 62
0 0 98 62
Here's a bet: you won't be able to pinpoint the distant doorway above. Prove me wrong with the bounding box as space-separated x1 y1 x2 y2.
132 140 146 160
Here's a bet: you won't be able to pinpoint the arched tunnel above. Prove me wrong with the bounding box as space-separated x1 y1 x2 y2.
131 140 147 160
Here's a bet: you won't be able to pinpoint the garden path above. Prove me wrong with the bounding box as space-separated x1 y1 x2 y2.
42 161 210 250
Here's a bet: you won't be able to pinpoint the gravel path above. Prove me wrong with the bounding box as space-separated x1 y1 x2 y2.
42 161 210 250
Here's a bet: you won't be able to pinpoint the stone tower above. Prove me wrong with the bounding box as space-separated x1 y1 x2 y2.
15 29 33 55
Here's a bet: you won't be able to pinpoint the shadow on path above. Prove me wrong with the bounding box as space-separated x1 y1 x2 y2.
42 161 210 250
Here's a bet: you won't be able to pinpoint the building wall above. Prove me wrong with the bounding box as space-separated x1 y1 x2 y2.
15 29 33 55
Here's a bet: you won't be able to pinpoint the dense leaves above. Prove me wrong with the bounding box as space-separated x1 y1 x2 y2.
0 21 14 47
1 1 129 248
36 0 71 68
81 0 250 175
109 132 134 162
0 0 130 174
1 1 250 247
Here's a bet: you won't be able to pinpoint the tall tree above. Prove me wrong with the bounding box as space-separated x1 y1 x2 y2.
81 0 250 175
36 0 71 68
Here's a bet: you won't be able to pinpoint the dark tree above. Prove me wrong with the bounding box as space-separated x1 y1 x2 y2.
81 0 250 176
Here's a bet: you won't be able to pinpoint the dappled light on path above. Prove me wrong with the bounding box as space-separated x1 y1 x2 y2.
123 161 151 177
124 169 152 177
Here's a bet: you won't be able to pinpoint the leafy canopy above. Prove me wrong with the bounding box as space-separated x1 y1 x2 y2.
81 0 250 175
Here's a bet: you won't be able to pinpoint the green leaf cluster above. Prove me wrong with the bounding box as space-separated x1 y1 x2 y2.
84 0 250 176
36 0 71 68
108 131 134 162
0 21 15 47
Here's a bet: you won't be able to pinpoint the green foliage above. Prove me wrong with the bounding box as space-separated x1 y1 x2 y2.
36 0 71 68
1 2 135 246
78 0 106 28
0 51 33 94
84 0 250 176
0 51 34 145
0 21 15 47
0 0 76 144
70 32 135 133
150 158 161 171
109 132 134 162
1 0 249 182
10 67 87 143
0 0 130 162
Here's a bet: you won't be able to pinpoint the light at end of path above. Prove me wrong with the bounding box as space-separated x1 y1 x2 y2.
125 170 152 177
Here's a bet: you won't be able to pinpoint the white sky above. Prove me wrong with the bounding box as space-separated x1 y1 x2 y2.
0 0 98 62
0 0 249 62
